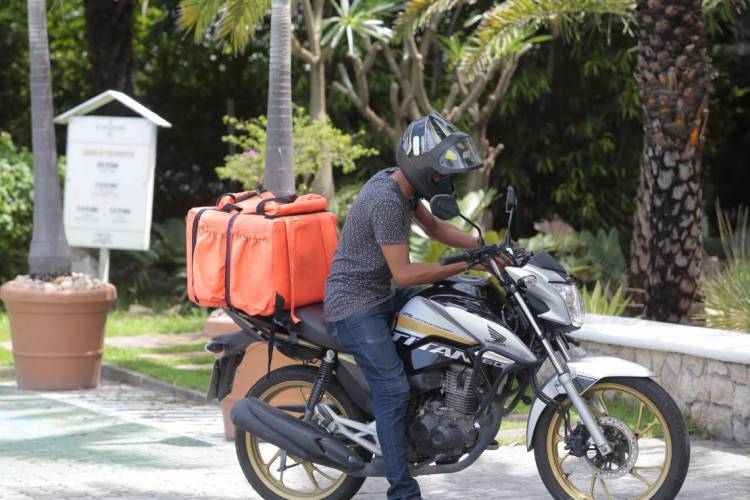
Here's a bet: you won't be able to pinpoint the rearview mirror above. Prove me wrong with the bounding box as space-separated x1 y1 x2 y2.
505 186 517 213
430 194 460 220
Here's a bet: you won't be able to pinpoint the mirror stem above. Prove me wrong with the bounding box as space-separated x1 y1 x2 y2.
459 213 484 246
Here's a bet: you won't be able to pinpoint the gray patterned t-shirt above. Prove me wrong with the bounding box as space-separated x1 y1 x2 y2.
324 168 414 322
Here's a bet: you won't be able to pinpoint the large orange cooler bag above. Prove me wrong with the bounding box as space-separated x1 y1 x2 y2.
186 192 337 319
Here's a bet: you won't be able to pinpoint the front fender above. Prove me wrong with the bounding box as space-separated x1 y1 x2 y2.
525 356 653 451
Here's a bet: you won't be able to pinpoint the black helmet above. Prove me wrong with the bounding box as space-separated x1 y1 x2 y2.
396 112 483 200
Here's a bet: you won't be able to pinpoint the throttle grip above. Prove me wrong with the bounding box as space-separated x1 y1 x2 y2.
439 252 469 266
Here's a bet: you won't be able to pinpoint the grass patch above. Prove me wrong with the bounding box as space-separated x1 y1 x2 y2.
150 343 207 354
103 345 212 392
105 309 206 337
0 347 13 366
0 306 207 344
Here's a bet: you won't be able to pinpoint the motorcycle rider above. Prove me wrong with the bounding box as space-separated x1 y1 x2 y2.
324 113 499 500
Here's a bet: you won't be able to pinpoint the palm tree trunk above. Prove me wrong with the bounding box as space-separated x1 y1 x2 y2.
629 157 651 290
263 0 295 196
634 0 711 323
83 0 136 94
308 54 335 200
26 0 71 279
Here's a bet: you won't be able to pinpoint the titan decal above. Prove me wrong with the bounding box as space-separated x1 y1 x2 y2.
392 330 506 368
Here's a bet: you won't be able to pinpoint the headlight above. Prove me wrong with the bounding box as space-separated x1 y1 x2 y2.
550 283 585 327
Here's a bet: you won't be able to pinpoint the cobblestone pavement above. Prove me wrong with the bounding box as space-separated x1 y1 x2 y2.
1 381 749 499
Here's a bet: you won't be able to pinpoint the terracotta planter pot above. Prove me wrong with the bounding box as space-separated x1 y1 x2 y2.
0 282 117 390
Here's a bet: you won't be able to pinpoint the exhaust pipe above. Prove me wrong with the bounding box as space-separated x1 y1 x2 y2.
231 398 364 472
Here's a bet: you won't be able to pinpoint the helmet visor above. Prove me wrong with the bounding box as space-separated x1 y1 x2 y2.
437 136 482 173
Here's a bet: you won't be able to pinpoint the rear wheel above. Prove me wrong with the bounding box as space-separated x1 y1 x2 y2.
235 365 367 500
534 377 690 499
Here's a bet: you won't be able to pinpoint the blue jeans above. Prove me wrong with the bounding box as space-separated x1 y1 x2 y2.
328 289 422 500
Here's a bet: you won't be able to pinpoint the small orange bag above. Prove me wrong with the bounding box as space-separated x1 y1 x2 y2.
186 192 337 320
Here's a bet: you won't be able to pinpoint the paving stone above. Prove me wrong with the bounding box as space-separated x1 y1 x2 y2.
1 381 749 498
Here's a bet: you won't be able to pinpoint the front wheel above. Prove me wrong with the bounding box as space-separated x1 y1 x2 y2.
235 365 368 500
534 377 690 499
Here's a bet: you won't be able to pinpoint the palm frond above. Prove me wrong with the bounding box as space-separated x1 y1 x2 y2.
460 0 634 76
395 0 463 34
178 0 271 52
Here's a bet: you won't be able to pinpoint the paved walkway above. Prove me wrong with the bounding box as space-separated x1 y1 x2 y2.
1 381 749 499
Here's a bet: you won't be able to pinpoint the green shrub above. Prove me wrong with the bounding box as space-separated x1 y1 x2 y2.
110 217 187 303
700 261 750 332
0 132 33 281
216 109 378 191
698 203 750 332
520 225 626 286
409 189 504 263
583 281 630 316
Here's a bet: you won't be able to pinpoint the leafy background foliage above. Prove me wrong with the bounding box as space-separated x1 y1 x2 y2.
0 0 748 313
216 109 378 192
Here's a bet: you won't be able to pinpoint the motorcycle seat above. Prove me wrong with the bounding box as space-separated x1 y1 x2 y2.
294 303 346 353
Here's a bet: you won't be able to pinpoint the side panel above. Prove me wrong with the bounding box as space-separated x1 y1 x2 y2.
525 356 653 450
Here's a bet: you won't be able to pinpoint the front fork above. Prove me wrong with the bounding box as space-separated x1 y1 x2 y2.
505 282 613 456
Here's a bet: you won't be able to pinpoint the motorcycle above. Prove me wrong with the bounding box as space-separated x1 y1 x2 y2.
206 186 690 500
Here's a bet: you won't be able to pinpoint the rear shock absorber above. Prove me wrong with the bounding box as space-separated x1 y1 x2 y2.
304 349 336 421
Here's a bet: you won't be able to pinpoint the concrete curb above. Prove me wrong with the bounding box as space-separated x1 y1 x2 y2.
101 363 217 405
0 366 15 378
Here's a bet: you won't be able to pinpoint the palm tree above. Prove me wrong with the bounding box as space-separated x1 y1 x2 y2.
632 0 711 323
179 0 294 195
437 0 716 323
26 0 71 278
264 0 294 195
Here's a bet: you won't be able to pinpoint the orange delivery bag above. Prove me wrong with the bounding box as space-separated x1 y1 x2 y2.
186 191 338 319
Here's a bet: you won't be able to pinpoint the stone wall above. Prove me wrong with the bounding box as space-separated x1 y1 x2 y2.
579 340 750 444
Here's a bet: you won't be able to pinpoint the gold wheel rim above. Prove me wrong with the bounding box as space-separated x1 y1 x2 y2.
246 380 350 500
546 383 672 500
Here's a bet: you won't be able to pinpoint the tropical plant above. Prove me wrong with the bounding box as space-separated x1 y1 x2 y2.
0 132 34 281
699 261 750 332
26 0 70 278
582 280 631 316
715 200 749 265
111 218 188 302
179 0 392 198
409 189 503 263
334 1 535 209
520 225 627 285
216 109 377 191
698 201 750 332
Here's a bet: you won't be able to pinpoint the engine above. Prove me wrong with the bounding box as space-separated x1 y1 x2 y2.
408 366 479 463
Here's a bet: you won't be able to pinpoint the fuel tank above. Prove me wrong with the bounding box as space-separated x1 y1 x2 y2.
393 276 537 368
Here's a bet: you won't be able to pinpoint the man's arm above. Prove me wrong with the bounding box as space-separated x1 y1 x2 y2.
413 202 479 249
381 243 468 288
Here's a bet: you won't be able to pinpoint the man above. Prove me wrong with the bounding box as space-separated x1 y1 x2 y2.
324 113 492 500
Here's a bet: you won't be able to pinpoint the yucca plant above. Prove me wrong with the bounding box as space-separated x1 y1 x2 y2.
582 281 631 316
698 202 750 332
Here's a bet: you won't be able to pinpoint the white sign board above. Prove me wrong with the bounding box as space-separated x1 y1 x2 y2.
63 115 156 250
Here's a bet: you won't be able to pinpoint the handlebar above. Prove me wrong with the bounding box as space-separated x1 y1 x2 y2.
438 244 532 269
439 252 470 266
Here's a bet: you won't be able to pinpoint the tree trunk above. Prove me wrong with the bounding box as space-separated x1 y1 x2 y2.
308 58 335 199
26 0 71 278
634 0 711 323
83 0 135 94
263 0 295 196
628 154 651 290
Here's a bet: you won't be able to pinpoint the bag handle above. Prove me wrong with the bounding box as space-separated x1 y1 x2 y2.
219 203 242 213
215 188 267 207
256 194 298 215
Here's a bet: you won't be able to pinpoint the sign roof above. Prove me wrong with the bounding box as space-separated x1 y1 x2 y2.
54 90 172 128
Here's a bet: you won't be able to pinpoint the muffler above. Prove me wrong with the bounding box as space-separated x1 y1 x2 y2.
231 398 364 472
